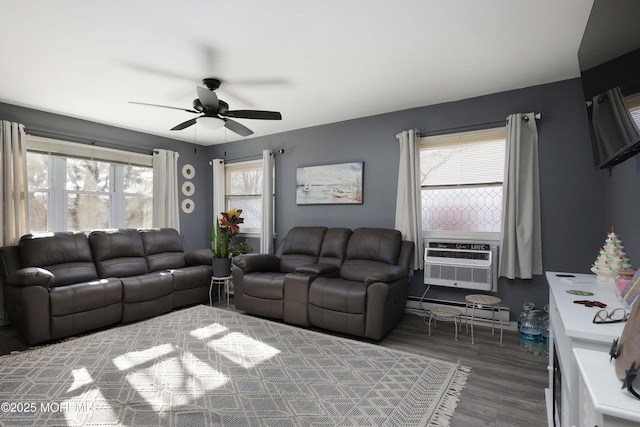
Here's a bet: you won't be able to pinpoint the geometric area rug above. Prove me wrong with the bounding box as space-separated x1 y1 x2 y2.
0 305 469 427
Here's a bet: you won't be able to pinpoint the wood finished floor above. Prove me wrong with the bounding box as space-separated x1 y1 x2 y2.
0 301 549 427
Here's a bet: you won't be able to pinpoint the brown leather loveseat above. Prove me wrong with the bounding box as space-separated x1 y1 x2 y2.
0 228 212 345
232 226 414 339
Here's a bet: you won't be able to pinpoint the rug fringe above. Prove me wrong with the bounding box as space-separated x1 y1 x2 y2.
429 364 471 426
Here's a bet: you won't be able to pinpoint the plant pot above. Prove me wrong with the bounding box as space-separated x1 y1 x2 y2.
212 257 232 278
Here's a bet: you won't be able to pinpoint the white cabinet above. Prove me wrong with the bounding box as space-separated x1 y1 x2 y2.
574 348 640 427
546 271 626 427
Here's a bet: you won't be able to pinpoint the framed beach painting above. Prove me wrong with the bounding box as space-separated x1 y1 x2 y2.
296 162 363 205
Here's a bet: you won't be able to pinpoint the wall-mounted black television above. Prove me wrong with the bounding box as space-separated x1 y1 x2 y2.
588 86 640 169
578 0 640 170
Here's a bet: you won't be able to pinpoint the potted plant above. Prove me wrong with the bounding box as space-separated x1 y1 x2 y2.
230 240 254 257
211 208 244 277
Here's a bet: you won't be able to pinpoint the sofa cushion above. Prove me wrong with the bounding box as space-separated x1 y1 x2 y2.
120 272 174 303
278 227 327 273
120 271 174 323
345 228 402 265
140 228 187 272
171 265 212 291
49 278 122 317
318 228 352 267
309 277 367 314
308 306 366 337
243 273 286 300
185 249 213 266
89 229 149 277
19 232 98 287
279 226 328 256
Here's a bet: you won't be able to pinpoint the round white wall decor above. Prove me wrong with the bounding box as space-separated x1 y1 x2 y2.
181 199 195 214
182 164 195 179
182 181 195 196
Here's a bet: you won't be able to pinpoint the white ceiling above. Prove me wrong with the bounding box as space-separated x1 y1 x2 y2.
0 0 594 146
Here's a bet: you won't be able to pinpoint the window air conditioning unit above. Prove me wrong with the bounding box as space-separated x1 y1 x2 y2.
424 241 499 292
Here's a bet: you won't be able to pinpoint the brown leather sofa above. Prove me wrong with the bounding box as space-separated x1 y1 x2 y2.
232 227 414 340
0 228 212 345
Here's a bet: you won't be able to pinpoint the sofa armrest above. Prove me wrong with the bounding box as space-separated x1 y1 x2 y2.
364 265 408 285
294 263 339 276
232 253 281 273
7 267 55 288
185 249 213 266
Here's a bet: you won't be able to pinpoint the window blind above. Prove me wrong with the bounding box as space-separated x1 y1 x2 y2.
625 92 640 130
419 127 506 187
26 135 152 167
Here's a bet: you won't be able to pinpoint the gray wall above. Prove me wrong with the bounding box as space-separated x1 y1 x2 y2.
209 78 605 319
4 77 627 320
0 102 212 251
600 157 640 261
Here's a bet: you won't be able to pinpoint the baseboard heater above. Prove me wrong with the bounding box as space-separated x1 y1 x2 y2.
405 296 511 327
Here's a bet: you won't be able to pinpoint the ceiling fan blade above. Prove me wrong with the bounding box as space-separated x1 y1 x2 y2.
196 86 219 111
171 117 199 131
120 61 197 82
223 118 254 137
222 110 282 120
129 101 198 114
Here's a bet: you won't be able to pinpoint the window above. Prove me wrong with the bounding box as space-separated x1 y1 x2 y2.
420 127 506 234
624 92 640 130
225 160 264 235
26 136 153 232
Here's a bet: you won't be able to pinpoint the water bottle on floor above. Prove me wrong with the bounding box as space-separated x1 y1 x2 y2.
518 301 535 338
520 309 541 355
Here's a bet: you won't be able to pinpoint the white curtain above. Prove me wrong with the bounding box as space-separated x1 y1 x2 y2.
261 150 275 254
1 121 30 320
212 159 225 223
152 149 180 231
500 113 543 279
395 129 423 270
0 121 29 245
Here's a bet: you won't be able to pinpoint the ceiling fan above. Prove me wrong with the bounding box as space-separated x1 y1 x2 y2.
130 78 282 137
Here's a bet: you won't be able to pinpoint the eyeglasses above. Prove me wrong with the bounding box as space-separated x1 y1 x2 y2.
593 308 629 324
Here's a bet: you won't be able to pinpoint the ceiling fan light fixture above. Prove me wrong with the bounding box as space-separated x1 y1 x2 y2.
198 116 225 130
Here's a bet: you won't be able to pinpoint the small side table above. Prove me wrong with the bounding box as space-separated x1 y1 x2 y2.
426 306 463 341
210 276 232 307
465 294 503 345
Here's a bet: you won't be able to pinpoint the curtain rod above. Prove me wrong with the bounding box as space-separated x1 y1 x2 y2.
27 128 154 155
420 120 505 138
209 154 261 165
208 149 282 165
521 113 542 122
420 113 541 137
